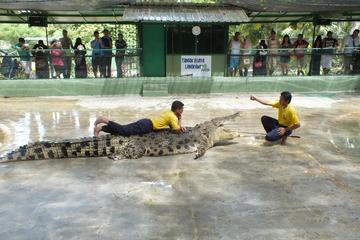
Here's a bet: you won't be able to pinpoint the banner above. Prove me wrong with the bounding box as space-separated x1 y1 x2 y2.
181 55 211 77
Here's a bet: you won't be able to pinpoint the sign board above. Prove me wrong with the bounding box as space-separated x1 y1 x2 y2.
180 55 211 77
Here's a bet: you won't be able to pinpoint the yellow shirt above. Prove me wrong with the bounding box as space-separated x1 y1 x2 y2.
271 101 300 127
151 110 180 130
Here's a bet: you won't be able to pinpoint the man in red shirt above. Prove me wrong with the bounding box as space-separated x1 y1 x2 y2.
293 34 309 76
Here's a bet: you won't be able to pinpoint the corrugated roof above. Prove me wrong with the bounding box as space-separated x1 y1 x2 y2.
122 6 249 23
0 1 360 24
1 0 360 12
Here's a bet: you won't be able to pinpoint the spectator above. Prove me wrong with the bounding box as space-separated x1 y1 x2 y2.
115 33 127 78
73 38 87 78
228 32 241 77
15 37 31 79
59 29 73 78
32 40 49 79
321 31 339 75
50 40 65 78
240 36 252 77
343 29 359 74
101 29 113 78
310 35 323 76
267 30 280 76
280 34 292 76
91 31 102 78
293 34 309 76
253 40 268 76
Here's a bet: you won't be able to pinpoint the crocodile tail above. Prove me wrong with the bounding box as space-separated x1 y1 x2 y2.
0 135 117 163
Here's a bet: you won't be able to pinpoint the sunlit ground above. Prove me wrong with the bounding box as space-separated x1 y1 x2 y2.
0 93 359 239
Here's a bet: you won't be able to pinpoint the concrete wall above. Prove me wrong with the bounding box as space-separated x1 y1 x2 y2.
0 75 359 97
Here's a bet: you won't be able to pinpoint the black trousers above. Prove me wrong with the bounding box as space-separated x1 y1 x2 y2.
101 118 153 136
261 115 292 141
101 56 112 78
92 56 101 77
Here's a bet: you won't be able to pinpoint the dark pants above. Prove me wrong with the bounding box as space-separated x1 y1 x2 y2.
261 116 292 141
63 56 72 78
92 56 101 77
101 56 112 78
101 118 153 136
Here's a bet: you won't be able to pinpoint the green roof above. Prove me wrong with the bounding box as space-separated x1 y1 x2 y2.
0 1 360 24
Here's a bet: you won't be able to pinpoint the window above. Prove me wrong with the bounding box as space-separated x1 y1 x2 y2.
167 25 226 54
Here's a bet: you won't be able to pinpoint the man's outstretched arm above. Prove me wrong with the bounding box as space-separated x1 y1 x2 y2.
250 95 273 106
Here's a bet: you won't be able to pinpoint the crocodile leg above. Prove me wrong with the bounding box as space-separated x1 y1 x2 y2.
194 135 212 159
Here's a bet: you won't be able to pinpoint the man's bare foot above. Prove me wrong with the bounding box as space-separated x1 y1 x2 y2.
94 116 108 126
94 126 102 137
280 136 287 145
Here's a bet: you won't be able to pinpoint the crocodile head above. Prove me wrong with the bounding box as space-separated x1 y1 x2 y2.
194 112 240 144
213 127 240 142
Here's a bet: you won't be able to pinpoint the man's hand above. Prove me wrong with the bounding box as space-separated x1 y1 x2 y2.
250 95 272 106
180 127 187 133
278 127 287 136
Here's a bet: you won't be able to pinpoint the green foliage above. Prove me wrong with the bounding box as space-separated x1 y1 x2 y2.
0 23 139 50
229 22 353 46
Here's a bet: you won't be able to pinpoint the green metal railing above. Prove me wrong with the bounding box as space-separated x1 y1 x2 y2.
0 48 142 79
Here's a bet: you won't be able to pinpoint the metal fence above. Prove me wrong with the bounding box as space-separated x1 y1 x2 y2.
226 47 360 77
0 48 142 79
1 47 360 79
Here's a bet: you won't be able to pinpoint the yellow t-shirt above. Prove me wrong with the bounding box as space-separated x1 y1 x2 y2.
271 101 300 127
151 110 180 130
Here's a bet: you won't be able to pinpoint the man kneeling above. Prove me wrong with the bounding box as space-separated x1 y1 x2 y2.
94 100 186 137
250 91 300 145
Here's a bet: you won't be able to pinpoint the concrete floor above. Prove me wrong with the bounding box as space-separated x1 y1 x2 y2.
0 93 359 240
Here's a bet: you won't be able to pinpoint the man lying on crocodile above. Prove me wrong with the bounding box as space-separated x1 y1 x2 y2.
94 100 186 137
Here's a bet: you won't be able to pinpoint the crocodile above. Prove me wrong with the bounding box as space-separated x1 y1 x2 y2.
0 112 240 163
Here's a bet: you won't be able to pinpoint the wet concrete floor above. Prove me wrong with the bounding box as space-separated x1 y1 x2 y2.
0 93 359 239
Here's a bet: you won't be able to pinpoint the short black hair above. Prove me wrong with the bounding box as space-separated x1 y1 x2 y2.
18 38 25 43
94 31 99 35
281 91 292 103
171 100 184 111
354 29 360 34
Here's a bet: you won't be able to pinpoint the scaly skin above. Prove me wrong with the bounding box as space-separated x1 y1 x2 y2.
0 112 240 162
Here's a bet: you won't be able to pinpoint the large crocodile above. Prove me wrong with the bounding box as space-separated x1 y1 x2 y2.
0 112 240 163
